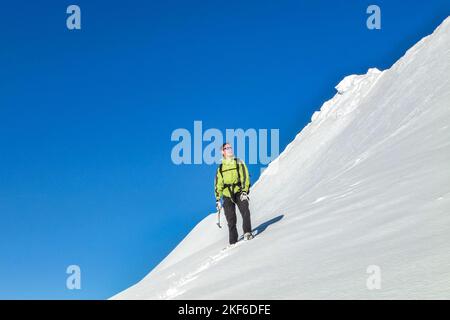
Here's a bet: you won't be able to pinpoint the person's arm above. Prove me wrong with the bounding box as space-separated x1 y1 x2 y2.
241 161 250 193
214 167 224 201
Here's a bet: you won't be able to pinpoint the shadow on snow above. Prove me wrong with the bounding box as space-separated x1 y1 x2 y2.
238 214 284 241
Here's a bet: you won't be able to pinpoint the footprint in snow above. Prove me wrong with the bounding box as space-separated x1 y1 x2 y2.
161 234 259 299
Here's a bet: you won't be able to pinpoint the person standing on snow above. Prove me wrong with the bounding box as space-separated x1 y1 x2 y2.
215 142 253 245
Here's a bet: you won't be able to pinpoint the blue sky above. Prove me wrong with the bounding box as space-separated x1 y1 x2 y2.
0 1 448 299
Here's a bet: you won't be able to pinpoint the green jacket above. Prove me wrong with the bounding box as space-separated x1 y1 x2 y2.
214 157 250 201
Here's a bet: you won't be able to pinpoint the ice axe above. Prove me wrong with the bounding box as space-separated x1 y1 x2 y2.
216 207 222 228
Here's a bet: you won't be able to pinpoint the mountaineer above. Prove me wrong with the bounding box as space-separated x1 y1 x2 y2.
214 143 253 245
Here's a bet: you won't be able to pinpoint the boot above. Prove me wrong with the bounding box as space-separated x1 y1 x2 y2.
244 232 253 241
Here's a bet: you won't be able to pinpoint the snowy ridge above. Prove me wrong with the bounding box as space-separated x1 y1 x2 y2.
113 17 450 299
256 67 383 189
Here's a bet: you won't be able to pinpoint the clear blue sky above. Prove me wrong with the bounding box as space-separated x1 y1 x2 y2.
0 1 448 299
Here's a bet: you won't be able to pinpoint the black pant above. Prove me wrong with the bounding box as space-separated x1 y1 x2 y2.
223 193 252 245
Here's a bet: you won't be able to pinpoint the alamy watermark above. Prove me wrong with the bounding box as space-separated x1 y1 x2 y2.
66 5 81 30
366 5 381 30
66 265 81 290
366 265 381 290
65 5 381 31
171 121 279 167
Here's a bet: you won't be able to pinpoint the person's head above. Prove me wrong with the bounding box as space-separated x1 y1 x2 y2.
221 142 234 159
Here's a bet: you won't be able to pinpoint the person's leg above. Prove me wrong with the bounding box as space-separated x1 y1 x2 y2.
223 197 238 245
236 194 252 235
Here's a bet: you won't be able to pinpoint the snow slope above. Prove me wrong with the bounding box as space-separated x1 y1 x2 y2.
113 17 450 299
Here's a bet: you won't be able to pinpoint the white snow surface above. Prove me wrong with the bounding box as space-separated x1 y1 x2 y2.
113 17 450 299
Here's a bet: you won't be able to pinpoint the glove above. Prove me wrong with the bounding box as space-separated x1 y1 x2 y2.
216 200 222 211
240 192 249 202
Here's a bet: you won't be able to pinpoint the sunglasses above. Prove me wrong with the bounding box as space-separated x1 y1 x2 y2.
223 146 232 150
